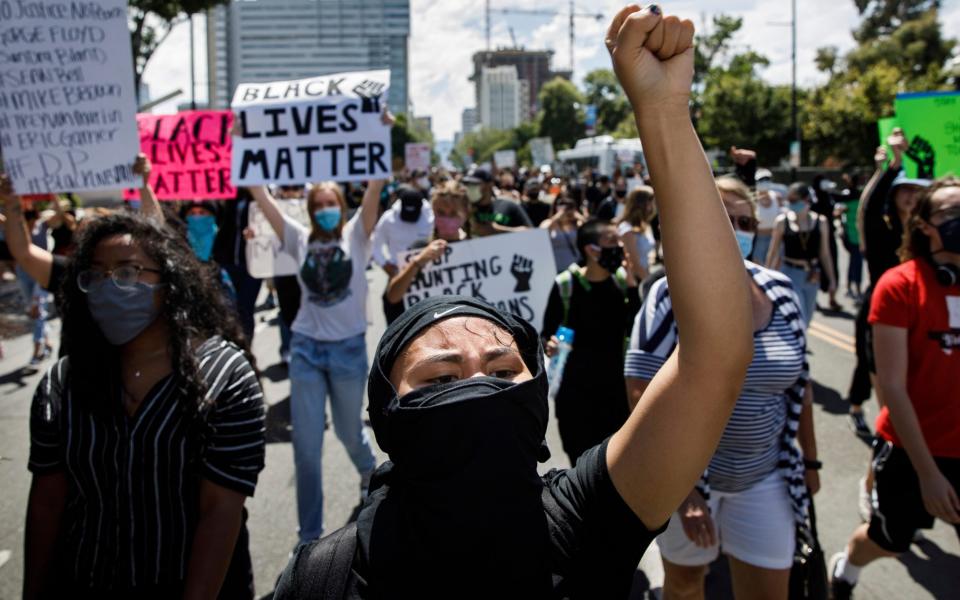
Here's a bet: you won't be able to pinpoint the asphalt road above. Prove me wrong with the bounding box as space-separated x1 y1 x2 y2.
0 257 958 599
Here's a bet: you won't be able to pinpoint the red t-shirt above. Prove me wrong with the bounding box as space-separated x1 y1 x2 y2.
869 259 960 458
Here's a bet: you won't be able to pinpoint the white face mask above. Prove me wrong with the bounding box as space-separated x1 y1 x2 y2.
417 177 430 189
465 185 483 204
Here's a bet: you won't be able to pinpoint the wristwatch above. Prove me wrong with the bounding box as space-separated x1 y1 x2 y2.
803 459 823 470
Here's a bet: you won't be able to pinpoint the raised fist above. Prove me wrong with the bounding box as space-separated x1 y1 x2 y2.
132 153 152 177
510 254 533 293
905 135 935 180
606 4 695 116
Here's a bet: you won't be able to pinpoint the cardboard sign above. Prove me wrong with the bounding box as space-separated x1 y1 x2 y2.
404 142 431 171
124 111 234 200
894 92 960 180
246 197 310 279
0 0 140 194
231 69 392 185
529 137 555 167
494 149 517 169
398 229 554 330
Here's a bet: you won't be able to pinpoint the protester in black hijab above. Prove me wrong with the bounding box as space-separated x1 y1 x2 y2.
275 5 755 598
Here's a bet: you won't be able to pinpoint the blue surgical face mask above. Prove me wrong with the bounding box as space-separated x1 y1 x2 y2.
735 230 755 259
86 279 163 346
314 207 341 232
186 214 218 261
790 201 808 214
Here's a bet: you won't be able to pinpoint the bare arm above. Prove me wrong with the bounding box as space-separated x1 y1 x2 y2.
360 179 386 238
132 153 164 224
766 217 785 269
385 240 447 303
249 186 287 242
625 377 650 412
182 479 246 600
874 324 960 523
798 382 820 495
1 177 53 289
856 164 884 254
606 6 753 528
23 473 68 600
620 229 649 282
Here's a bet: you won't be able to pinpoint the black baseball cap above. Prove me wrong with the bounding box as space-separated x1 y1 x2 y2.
463 167 492 184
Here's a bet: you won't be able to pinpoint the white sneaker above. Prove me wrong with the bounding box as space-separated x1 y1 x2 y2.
858 476 872 523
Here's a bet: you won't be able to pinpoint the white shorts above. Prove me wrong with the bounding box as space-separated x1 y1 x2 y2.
656 471 796 570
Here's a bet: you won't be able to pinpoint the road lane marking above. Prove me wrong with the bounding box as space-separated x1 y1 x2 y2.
809 320 856 345
807 326 856 354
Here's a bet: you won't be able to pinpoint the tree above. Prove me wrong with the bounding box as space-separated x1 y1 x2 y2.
583 69 631 135
451 128 512 169
129 0 228 103
693 14 743 87
537 77 586 150
853 0 940 41
814 47 840 77
391 113 432 166
697 51 795 163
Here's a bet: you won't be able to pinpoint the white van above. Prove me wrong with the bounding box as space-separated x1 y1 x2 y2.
557 136 647 177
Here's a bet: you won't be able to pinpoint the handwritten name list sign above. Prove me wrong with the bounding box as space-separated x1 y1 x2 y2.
0 0 140 194
231 69 392 185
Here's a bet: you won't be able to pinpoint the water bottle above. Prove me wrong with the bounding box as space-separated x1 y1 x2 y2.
547 326 575 402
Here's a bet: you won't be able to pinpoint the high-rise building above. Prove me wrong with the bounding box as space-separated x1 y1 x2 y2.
471 48 568 123
479 66 521 131
207 0 409 114
461 108 478 136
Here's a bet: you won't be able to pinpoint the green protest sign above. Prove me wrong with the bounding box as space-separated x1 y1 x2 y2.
893 91 960 179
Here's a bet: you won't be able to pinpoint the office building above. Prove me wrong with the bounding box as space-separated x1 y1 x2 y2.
470 48 568 122
207 0 409 114
461 107 478 136
479 66 521 130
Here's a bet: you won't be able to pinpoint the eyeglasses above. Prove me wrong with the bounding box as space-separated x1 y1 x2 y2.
77 265 163 293
728 214 759 232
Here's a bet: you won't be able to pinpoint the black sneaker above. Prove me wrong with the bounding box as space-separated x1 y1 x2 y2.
848 411 872 438
828 552 856 600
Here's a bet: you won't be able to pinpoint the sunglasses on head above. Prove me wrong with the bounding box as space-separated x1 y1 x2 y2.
728 214 758 232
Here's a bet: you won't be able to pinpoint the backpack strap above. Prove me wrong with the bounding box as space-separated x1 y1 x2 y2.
613 267 628 296
555 268 574 327
274 522 358 600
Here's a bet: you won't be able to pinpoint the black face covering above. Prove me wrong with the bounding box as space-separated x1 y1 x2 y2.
360 296 552 596
597 245 625 273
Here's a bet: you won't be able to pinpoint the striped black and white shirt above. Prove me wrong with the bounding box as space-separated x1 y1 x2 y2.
28 337 266 591
625 263 811 526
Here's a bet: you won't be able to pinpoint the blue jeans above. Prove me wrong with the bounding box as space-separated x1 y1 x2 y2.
752 233 773 266
224 264 262 342
16 266 48 344
781 264 819 327
289 332 376 543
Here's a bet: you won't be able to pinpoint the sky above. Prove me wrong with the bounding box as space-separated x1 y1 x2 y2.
142 0 960 142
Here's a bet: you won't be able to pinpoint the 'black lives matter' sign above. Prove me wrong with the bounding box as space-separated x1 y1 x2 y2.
0 0 140 194
230 70 392 186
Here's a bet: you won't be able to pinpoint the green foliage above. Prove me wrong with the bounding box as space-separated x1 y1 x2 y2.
451 128 512 169
129 0 228 101
391 113 433 165
537 77 586 150
804 6 955 166
693 15 744 87
583 69 631 135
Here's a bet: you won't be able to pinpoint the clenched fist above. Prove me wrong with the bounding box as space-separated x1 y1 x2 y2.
606 4 695 117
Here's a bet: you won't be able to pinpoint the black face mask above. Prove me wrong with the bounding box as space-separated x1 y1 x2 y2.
399 197 422 223
615 189 627 199
596 245 624 272
361 296 552 596
937 216 960 255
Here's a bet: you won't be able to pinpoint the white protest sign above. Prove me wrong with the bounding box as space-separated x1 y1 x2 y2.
246 198 310 279
494 149 517 169
231 70 392 185
399 229 554 331
0 0 140 194
404 142 431 171
529 137 555 167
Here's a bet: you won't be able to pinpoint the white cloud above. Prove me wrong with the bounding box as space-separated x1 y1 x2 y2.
141 1 957 141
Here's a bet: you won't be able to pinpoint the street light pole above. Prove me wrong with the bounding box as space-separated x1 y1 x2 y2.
189 13 196 110
791 0 798 179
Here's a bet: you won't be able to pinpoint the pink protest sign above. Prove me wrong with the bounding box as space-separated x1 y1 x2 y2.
125 111 234 200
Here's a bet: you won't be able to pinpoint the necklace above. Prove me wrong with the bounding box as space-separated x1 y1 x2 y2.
127 348 169 379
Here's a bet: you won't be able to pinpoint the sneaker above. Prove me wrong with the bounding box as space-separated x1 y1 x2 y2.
828 552 856 600
848 411 872 438
858 476 872 523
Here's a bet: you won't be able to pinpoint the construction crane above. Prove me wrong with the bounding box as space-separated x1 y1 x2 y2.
484 1 603 75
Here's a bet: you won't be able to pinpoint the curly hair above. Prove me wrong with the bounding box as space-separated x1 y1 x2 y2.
58 212 252 415
899 177 960 262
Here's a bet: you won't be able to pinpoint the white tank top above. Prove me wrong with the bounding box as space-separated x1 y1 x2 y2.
756 195 782 230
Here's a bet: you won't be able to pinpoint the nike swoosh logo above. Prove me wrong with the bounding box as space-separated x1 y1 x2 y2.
433 307 460 319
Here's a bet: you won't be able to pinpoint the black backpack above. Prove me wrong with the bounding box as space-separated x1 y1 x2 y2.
273 523 359 600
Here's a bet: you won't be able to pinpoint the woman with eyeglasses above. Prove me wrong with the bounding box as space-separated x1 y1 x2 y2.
766 182 837 326
626 176 820 600
23 212 266 600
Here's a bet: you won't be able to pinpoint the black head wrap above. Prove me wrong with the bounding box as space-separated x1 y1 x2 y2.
367 295 547 455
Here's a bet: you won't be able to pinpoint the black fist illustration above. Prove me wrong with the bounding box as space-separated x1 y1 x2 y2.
510 254 533 292
906 135 935 180
353 80 386 114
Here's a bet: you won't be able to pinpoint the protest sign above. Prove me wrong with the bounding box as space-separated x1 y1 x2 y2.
246 198 310 279
404 142 431 171
398 229 554 330
529 137 555 167
231 69 392 186
894 92 960 179
124 111 234 200
494 149 516 169
0 0 140 194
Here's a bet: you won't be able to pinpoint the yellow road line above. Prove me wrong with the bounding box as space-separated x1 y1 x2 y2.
809 321 857 345
807 327 856 354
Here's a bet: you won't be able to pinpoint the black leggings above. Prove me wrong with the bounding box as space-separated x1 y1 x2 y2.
847 287 874 406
